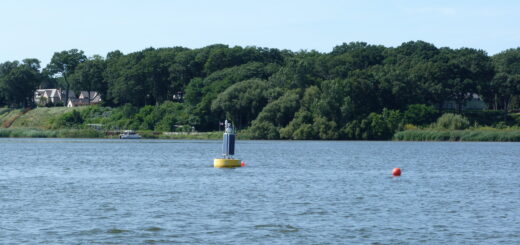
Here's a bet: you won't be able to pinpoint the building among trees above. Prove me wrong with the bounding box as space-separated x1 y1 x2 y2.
67 91 102 107
34 89 101 107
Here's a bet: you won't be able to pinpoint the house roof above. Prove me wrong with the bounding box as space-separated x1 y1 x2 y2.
79 91 102 102
68 98 91 107
49 89 59 98
62 90 77 99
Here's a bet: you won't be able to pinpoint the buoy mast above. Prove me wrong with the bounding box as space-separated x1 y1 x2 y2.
222 120 235 159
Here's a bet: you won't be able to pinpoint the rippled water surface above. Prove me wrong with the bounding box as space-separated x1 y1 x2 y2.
1 138 519 244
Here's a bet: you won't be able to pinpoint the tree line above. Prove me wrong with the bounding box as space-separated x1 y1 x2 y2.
1 41 520 138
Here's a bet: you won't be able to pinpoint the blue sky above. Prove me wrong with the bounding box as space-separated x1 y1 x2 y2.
1 0 519 66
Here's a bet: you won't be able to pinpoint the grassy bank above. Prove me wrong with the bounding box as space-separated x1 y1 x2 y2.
0 108 23 127
137 131 224 140
9 107 88 129
0 128 227 140
394 129 520 142
0 107 240 140
0 128 105 138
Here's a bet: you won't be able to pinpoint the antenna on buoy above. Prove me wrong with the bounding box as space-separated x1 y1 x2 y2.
214 120 242 168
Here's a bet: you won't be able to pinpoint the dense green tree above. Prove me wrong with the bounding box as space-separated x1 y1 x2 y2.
329 42 386 78
254 89 301 127
45 49 87 105
439 48 494 112
2 42 514 139
488 48 520 112
279 110 314 139
343 109 402 140
403 104 439 126
71 55 106 104
211 79 269 129
104 51 148 106
0 60 42 107
187 62 279 130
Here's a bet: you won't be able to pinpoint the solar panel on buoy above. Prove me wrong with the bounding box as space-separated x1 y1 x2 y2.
223 133 235 156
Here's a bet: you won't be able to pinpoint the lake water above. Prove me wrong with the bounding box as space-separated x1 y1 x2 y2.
1 138 519 244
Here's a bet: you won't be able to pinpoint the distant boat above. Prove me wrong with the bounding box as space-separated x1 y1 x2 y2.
119 130 141 139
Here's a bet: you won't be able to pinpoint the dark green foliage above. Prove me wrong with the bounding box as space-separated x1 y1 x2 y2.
254 89 301 127
343 109 403 140
462 110 510 127
313 116 339 140
404 104 439 125
80 102 190 131
279 110 314 139
0 60 42 107
247 121 280 139
45 49 87 104
211 79 270 129
484 48 520 112
2 42 520 140
70 56 107 102
52 109 84 128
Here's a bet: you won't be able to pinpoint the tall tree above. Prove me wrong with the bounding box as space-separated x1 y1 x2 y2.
0 59 42 107
45 49 87 105
488 48 520 112
439 48 494 112
211 78 269 129
71 55 106 104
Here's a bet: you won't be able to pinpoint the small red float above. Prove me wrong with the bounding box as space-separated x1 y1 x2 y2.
392 168 401 177
241 161 245 167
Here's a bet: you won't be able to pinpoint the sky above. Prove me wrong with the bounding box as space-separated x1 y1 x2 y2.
1 0 519 66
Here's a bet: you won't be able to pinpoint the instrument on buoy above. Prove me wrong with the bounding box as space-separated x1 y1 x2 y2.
214 120 242 168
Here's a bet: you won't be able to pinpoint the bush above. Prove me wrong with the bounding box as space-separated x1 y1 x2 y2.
279 110 313 139
404 104 439 126
247 120 280 139
313 116 339 139
155 114 176 132
394 129 520 142
52 109 84 128
463 110 509 127
432 113 470 130
343 109 403 140
292 123 317 140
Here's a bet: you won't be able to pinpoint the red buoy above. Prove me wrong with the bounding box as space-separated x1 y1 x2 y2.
392 168 401 177
241 161 245 167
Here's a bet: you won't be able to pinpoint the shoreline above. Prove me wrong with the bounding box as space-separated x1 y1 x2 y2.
2 128 520 142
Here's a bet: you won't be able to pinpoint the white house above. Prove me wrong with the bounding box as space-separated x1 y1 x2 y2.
35 89 101 106
35 89 68 104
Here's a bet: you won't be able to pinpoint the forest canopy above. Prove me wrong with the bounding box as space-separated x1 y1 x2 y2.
1 41 520 139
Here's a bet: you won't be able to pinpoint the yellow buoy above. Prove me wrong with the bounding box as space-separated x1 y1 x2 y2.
214 158 241 168
214 120 243 168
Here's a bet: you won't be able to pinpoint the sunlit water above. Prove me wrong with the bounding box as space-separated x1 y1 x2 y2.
1 138 519 244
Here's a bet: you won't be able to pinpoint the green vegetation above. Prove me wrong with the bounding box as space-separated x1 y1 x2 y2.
0 108 22 127
0 128 104 138
10 107 87 128
1 42 520 140
432 113 470 130
394 129 520 142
